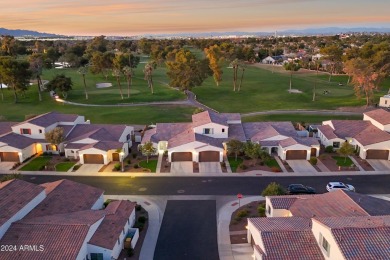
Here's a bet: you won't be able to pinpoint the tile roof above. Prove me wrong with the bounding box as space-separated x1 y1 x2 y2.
192 111 228 127
25 179 104 219
364 109 390 125
330 120 371 139
220 113 241 122
249 217 311 231
1 222 91 260
315 216 390 260
354 125 390 145
17 111 79 128
89 200 136 250
0 179 44 227
65 124 127 143
0 132 40 149
57 124 74 137
141 128 156 144
242 122 297 142
317 125 338 140
0 122 17 136
167 127 195 148
260 140 281 147
64 143 89 150
260 231 324 260
269 190 370 218
227 124 247 141
151 123 192 143
20 210 105 226
279 137 319 148
78 141 124 152
343 192 390 215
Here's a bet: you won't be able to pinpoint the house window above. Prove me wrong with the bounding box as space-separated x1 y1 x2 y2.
385 100 388 105
46 145 58 151
267 205 271 215
126 134 131 140
222 128 225 133
319 233 330 256
90 253 103 260
20 128 31 135
203 128 213 134
333 142 340 148
39 129 43 134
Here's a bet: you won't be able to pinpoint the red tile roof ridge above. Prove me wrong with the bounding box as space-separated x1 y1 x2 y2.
40 179 65 194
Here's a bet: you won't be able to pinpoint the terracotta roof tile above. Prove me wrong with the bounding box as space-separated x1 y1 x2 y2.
0 179 45 227
364 109 390 125
151 123 192 143
243 122 297 142
17 111 80 128
317 125 338 139
89 200 136 250
192 111 228 127
25 179 103 219
65 124 127 143
141 128 156 144
0 132 41 149
354 125 390 145
249 217 311 231
0 122 17 136
228 124 247 141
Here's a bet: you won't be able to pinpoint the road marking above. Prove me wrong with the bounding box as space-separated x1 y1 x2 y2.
144 201 151 205
177 190 185 194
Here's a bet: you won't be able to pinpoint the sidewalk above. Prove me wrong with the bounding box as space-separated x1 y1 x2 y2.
4 168 390 177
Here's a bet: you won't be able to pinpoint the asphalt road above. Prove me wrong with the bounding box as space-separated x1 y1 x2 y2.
19 174 390 195
154 200 219 260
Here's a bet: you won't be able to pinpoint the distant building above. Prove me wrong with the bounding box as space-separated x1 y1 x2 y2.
379 94 390 108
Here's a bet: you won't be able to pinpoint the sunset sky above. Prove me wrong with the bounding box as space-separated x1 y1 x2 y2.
3 0 390 36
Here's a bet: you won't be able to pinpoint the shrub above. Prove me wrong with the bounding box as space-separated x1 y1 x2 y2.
309 157 318 165
138 216 147 223
261 182 286 196
234 216 242 221
134 164 139 169
163 150 168 156
325 146 334 153
236 210 248 218
127 248 134 257
258 161 264 166
132 153 137 159
134 222 144 231
135 204 142 211
73 164 81 171
257 206 266 217
103 199 111 208
59 152 65 156
113 163 121 171
220 162 226 168
271 167 281 172
127 159 131 164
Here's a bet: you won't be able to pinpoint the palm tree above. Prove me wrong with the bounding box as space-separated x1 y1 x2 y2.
238 65 246 92
230 59 239 91
144 63 154 94
283 61 301 92
122 66 133 98
112 68 124 99
77 66 89 100
312 61 321 101
29 56 43 102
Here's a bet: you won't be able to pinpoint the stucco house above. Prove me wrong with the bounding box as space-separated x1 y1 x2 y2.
141 111 319 163
317 109 390 160
0 179 137 260
379 94 390 108
0 112 135 165
248 191 390 260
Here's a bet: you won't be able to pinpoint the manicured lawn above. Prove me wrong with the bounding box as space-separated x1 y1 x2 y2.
20 156 52 171
332 156 354 167
139 159 158 172
228 157 243 172
55 162 76 172
242 114 362 123
265 159 281 170
192 64 388 113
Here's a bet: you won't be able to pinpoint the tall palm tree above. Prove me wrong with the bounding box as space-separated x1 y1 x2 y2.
77 66 89 100
29 57 43 102
123 66 133 98
230 59 239 91
112 68 124 99
144 63 154 94
238 65 246 92
312 61 321 101
283 61 301 92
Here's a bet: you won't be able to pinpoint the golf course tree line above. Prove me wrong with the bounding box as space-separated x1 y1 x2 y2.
0 34 389 106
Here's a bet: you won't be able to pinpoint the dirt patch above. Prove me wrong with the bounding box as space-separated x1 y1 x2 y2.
352 155 375 171
160 154 171 173
318 153 359 172
236 158 281 173
229 201 266 244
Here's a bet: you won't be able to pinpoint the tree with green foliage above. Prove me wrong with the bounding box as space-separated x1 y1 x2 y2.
243 142 263 161
166 49 210 91
123 66 133 98
320 45 343 82
144 62 154 94
112 68 124 99
0 173 22 183
283 61 301 91
230 59 239 91
77 66 89 100
140 141 157 163
261 182 286 196
204 45 223 86
226 139 244 161
45 127 65 151
337 142 355 163
29 54 44 102
46 74 73 99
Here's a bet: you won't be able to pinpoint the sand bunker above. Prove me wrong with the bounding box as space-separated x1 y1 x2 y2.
288 89 303 94
96 83 112 88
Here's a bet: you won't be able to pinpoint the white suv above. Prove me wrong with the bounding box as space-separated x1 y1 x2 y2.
326 182 355 192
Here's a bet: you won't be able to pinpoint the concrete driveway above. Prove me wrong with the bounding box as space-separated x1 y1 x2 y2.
0 162 15 171
367 160 390 171
199 162 222 173
286 160 317 173
171 162 193 174
75 164 103 174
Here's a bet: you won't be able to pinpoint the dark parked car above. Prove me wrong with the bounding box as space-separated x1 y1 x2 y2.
287 184 316 194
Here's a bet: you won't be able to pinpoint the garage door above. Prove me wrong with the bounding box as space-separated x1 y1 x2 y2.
0 152 19 162
366 150 389 160
171 152 192 162
199 151 220 162
112 153 120 161
286 150 307 160
83 154 104 164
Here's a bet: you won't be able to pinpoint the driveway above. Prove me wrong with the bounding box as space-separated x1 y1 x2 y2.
367 160 390 171
286 160 317 173
75 164 103 174
199 162 222 173
0 162 15 171
170 162 193 174
154 200 219 260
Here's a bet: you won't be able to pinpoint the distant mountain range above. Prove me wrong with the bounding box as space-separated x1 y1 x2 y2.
1 26 389 38
0 28 60 37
